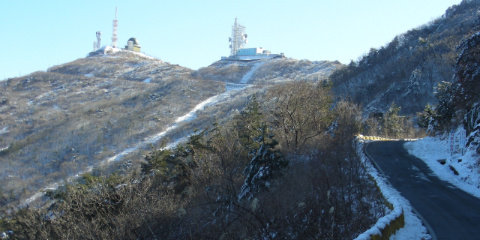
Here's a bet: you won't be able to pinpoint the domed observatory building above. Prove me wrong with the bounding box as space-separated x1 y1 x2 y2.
125 37 141 52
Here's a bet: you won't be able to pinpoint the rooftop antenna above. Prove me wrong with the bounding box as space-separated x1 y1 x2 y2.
112 7 118 48
96 31 102 49
229 17 247 57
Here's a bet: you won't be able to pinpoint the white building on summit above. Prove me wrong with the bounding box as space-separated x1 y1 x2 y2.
236 47 270 56
223 18 283 60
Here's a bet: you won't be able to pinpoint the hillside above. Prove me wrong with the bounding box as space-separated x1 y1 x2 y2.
4 2 479 237
1 48 387 239
0 48 224 207
331 0 480 115
193 58 341 84
0 48 340 209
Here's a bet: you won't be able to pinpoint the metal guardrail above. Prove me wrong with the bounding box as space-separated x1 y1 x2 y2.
357 135 418 142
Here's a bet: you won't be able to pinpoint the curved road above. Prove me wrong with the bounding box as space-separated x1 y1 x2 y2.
366 141 480 240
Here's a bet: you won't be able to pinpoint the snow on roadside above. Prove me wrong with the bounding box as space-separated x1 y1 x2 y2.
404 129 480 199
355 140 431 240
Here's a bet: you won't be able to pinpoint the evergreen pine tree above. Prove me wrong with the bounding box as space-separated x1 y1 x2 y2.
417 103 439 132
234 95 264 153
238 123 288 200
382 103 403 138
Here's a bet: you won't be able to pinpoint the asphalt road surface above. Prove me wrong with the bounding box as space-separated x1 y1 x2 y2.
365 141 480 240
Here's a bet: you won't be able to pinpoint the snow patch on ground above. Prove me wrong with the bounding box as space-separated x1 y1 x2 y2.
100 46 159 61
404 129 480 199
127 50 158 61
388 198 432 240
0 126 8 135
226 83 248 91
36 91 51 100
355 140 431 240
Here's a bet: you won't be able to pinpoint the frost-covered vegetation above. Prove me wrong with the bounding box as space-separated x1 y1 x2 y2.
330 0 480 115
0 46 390 239
193 58 341 84
418 24 480 154
1 83 388 239
0 52 224 209
3 1 480 238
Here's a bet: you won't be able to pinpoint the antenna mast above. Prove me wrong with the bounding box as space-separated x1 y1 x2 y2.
229 17 247 57
112 7 118 48
96 31 102 49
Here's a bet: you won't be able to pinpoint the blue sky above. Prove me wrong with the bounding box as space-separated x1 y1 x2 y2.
0 0 461 80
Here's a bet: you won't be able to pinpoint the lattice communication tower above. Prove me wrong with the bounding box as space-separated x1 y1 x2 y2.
229 17 247 57
112 7 118 48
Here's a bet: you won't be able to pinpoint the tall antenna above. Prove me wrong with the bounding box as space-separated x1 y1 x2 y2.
229 17 247 57
96 31 102 49
112 7 118 48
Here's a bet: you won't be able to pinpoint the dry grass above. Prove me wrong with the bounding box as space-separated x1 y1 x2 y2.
0 52 392 239
2 99 386 239
250 58 341 84
0 56 224 210
192 58 341 85
193 60 253 83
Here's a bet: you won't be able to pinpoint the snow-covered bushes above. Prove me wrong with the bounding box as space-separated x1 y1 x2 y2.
2 81 387 239
0 59 224 209
418 30 480 147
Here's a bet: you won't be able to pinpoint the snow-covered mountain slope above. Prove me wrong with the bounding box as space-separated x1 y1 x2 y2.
0 49 340 209
49 48 192 83
193 58 341 84
0 50 224 207
331 1 480 115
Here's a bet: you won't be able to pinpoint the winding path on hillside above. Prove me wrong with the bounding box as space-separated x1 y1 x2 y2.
365 141 480 240
240 61 265 84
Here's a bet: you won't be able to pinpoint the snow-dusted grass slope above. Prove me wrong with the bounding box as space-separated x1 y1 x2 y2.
404 129 480 199
20 83 250 207
240 61 265 84
355 140 431 240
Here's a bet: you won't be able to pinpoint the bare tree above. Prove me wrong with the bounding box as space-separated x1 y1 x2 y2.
267 81 333 153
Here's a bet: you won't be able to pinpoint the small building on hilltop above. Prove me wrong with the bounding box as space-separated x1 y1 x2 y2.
125 37 141 52
236 47 270 56
222 18 284 61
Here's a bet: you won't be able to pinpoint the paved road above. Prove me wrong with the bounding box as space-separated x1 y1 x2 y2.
366 141 480 240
